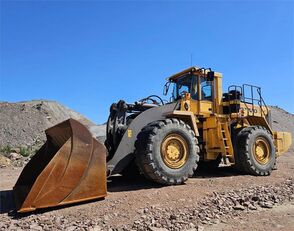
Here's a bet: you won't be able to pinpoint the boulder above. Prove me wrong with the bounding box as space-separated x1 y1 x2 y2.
0 155 11 168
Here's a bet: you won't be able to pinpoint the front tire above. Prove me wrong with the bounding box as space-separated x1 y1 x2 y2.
135 119 200 185
235 126 275 176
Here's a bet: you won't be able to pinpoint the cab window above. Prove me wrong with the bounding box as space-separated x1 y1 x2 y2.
200 77 212 100
191 76 198 100
175 75 192 99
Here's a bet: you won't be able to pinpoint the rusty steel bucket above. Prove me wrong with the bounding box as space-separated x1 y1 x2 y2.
13 119 107 213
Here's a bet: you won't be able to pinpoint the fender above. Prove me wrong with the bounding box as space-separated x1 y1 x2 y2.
164 110 199 137
107 102 178 175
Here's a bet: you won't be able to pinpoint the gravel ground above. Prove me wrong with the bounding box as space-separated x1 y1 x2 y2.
1 151 294 230
207 203 294 231
1 178 293 231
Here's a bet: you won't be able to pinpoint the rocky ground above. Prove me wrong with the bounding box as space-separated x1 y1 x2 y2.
0 153 294 230
0 102 293 230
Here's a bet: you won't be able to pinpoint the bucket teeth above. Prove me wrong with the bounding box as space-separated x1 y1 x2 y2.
13 119 107 213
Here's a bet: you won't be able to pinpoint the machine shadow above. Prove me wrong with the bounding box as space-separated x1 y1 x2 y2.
107 175 162 193
193 165 243 178
107 166 242 193
0 190 15 214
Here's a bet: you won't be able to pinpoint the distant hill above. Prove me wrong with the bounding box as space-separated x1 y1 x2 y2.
0 100 106 149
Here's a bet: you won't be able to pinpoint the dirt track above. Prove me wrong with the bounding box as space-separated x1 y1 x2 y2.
1 151 294 230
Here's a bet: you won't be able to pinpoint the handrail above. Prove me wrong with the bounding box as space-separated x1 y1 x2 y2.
257 87 269 117
226 84 269 118
242 84 268 117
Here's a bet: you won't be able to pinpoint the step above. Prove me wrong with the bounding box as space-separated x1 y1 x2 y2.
207 149 222 152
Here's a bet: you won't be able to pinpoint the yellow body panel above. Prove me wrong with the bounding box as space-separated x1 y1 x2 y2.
239 103 268 117
203 116 234 161
274 132 292 156
185 100 213 117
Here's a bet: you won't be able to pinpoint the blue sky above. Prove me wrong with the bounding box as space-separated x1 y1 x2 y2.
1 1 293 124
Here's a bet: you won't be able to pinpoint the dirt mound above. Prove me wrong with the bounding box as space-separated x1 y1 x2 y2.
0 100 106 152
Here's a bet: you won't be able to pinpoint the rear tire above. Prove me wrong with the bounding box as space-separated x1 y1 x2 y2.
235 126 275 176
135 119 199 185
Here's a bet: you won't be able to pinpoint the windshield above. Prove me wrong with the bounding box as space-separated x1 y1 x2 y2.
172 74 194 100
169 74 213 101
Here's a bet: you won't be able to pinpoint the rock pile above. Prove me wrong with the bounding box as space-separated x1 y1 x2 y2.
131 178 294 230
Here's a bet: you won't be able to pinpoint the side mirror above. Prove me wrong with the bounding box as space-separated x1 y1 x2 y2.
207 71 215 81
163 82 171 96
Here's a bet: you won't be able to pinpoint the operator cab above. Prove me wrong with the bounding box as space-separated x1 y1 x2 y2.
165 67 215 102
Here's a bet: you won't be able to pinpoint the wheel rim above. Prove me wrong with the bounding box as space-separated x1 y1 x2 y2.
253 137 271 165
161 134 188 169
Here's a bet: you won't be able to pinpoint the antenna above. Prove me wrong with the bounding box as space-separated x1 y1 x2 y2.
190 53 193 67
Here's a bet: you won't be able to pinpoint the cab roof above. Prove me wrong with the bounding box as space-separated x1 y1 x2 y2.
167 66 221 82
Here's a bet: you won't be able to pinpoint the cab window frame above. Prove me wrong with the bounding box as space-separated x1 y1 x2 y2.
172 73 214 101
200 76 213 101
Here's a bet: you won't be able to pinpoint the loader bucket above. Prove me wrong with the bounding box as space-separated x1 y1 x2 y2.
13 119 107 213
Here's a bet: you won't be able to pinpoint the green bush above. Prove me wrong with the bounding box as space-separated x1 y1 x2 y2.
19 147 30 157
0 145 12 155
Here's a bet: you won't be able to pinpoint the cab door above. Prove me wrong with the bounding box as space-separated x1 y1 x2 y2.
199 76 214 116
189 75 214 116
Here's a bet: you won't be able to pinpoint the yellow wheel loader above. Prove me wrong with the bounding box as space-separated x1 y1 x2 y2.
14 67 292 212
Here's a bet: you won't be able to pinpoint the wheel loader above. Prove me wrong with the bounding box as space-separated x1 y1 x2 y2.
14 66 292 213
